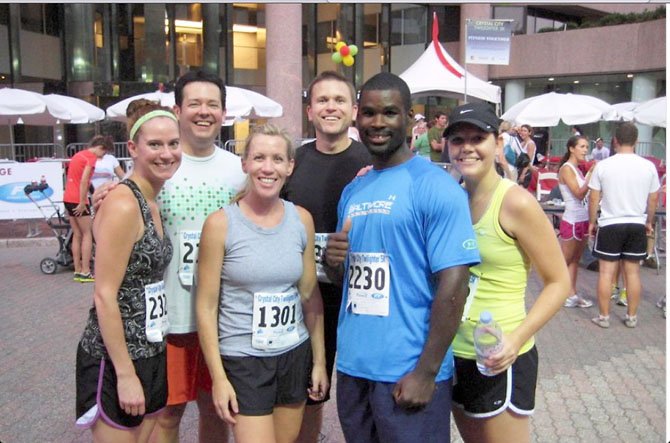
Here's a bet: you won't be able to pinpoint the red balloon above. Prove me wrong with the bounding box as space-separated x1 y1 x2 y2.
339 45 350 57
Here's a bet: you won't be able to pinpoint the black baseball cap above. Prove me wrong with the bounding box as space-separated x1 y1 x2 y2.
444 102 500 137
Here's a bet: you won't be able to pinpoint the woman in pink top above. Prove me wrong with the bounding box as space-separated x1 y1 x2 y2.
558 136 595 308
63 135 113 282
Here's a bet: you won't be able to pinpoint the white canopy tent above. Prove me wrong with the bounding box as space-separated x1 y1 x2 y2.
399 13 501 104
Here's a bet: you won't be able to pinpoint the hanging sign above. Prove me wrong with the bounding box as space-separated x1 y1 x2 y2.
465 19 513 65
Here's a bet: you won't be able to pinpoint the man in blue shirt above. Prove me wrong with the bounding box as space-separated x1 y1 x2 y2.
325 72 480 442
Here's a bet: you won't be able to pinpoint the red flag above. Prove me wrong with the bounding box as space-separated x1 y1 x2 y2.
432 12 463 79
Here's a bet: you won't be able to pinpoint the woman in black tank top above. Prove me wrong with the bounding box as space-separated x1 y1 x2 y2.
75 99 181 441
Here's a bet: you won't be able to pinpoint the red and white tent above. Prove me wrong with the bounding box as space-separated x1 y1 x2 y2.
399 13 501 104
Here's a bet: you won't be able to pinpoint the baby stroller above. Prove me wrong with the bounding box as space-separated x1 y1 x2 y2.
23 179 73 274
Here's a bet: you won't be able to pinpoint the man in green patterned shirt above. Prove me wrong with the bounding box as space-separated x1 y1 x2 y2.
152 71 245 443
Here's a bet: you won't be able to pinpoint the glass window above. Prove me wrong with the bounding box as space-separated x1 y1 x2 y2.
402 7 426 45
0 4 8 26
391 6 427 46
364 12 379 46
166 4 204 74
534 17 556 33
176 4 202 21
316 20 335 54
493 6 525 35
390 10 402 46
441 5 461 43
231 3 266 86
526 7 577 35
94 12 104 48
20 4 44 33
44 5 60 37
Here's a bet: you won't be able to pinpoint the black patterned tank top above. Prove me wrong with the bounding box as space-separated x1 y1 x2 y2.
79 179 173 360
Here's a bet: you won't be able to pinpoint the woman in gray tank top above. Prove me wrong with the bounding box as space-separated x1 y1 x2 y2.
196 124 328 443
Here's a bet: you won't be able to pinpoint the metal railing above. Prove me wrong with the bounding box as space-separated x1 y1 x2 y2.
222 139 241 154
0 139 246 163
66 142 129 159
0 143 65 162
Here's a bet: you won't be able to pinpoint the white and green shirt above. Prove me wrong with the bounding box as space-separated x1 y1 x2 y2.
158 148 246 334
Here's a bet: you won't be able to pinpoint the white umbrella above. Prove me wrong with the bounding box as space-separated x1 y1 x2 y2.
633 96 666 128
0 88 105 125
105 86 282 124
608 101 638 121
501 92 616 127
105 90 179 122
226 86 283 119
0 88 105 156
43 94 105 124
0 88 66 125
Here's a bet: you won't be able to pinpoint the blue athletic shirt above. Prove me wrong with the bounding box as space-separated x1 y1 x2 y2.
336 156 480 382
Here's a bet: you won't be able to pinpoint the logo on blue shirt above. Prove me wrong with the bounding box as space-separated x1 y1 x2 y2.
462 239 478 250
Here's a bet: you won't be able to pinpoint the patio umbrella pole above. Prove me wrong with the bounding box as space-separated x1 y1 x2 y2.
9 123 15 161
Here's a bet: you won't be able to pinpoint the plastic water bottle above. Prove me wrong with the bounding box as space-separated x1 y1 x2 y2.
473 311 503 377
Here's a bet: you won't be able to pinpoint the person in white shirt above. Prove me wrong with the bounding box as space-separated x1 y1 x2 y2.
91 153 125 190
591 137 610 161
588 122 660 329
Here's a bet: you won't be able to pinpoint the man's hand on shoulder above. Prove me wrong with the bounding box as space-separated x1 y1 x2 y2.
92 181 119 212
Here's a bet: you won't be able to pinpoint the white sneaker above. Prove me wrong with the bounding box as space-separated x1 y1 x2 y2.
564 294 593 308
624 315 638 328
564 295 579 307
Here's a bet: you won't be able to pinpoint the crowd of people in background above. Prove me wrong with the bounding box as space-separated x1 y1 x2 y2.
70 68 662 443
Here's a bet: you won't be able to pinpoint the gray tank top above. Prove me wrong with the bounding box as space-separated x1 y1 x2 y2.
218 200 309 357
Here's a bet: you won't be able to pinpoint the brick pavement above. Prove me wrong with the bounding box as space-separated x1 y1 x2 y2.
0 242 665 443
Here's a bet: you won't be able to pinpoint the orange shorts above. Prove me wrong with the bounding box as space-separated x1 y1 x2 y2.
166 332 212 406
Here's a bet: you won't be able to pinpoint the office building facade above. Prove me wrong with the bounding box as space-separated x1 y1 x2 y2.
0 3 665 155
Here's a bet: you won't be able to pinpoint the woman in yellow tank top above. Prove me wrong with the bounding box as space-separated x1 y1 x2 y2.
445 103 570 443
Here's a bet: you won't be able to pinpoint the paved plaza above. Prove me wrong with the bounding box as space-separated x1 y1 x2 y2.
0 240 665 442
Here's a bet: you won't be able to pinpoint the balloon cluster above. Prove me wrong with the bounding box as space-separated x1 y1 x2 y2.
331 41 359 67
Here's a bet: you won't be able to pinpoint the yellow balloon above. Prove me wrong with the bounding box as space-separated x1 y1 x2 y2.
335 41 346 51
343 55 354 67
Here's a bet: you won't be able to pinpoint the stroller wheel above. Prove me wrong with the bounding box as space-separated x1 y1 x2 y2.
40 257 58 275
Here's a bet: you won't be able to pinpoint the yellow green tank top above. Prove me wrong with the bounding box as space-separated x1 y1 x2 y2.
452 178 534 359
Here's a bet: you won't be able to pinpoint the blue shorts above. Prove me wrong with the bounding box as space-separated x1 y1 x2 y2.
336 371 452 443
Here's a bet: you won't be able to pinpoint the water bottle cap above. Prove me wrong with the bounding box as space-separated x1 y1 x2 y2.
479 311 492 323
